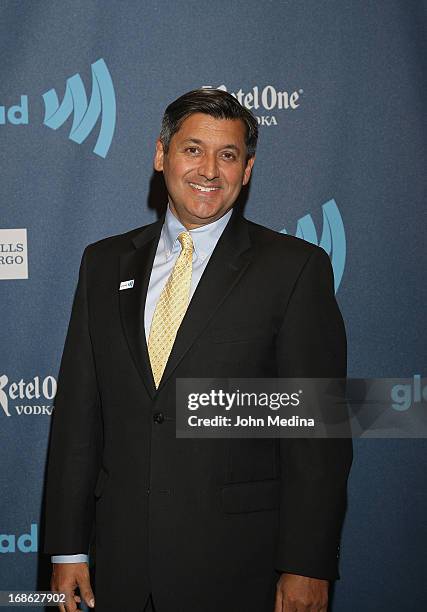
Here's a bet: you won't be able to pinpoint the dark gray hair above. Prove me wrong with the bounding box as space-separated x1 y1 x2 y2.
159 88 258 160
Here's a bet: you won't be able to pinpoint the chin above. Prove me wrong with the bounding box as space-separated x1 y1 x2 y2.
187 203 224 220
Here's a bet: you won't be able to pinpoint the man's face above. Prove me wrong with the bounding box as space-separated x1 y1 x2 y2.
154 113 255 229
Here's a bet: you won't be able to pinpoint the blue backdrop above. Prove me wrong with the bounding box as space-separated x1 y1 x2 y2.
1 1 426 610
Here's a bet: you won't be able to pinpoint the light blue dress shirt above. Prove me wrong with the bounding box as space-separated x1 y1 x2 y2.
51 204 232 563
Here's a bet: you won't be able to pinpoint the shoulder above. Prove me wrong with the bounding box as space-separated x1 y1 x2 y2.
242 216 326 264
241 216 334 293
87 224 150 251
82 220 158 259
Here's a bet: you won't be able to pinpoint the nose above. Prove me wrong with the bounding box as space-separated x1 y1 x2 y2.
198 153 219 181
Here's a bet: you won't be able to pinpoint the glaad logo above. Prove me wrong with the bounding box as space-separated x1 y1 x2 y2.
280 199 346 293
202 84 302 126
0 524 38 553
0 59 115 158
391 375 427 411
42 58 116 158
0 95 28 124
0 374 56 417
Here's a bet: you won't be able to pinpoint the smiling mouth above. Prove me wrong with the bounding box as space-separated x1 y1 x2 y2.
189 182 221 193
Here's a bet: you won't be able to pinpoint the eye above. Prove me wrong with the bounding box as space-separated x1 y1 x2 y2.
221 151 237 161
185 146 201 156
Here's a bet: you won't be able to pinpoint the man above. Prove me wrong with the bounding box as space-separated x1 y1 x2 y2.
43 88 352 612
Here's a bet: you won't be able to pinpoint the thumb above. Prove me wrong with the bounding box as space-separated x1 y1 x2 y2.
78 575 95 609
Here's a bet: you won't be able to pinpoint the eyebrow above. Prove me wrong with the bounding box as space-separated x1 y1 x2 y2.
182 138 241 152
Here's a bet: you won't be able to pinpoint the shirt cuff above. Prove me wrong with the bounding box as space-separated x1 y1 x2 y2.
51 554 89 563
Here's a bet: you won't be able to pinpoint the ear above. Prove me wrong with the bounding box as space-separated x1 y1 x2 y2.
242 155 255 186
154 139 165 171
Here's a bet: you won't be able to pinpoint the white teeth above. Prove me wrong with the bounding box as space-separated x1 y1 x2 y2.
189 182 219 192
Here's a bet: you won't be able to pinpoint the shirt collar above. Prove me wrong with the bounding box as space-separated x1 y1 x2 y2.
162 204 233 263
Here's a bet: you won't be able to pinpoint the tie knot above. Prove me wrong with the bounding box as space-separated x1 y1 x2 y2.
178 231 193 253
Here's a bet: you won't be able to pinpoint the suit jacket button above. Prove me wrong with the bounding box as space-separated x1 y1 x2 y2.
153 412 164 424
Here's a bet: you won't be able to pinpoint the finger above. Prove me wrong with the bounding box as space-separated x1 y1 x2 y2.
51 587 66 612
274 588 283 612
83 593 95 609
77 577 95 609
282 599 297 612
63 591 78 612
310 599 328 612
51 581 73 611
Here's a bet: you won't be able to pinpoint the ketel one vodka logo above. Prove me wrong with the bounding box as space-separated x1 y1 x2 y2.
0 374 56 417
202 84 303 126
280 199 346 293
0 58 116 158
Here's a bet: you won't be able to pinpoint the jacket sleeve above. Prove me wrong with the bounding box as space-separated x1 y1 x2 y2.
42 245 103 555
275 246 353 580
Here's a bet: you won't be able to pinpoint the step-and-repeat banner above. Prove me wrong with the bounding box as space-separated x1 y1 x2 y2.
1 1 425 610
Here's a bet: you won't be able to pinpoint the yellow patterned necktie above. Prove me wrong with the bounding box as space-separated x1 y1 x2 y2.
148 231 194 388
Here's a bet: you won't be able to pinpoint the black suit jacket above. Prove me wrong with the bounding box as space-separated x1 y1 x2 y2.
43 209 352 612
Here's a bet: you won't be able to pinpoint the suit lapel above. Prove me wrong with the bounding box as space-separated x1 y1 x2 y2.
119 209 253 397
157 209 253 392
119 216 164 398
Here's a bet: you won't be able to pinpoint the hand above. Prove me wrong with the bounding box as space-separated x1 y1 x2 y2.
274 573 329 611
51 562 95 611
